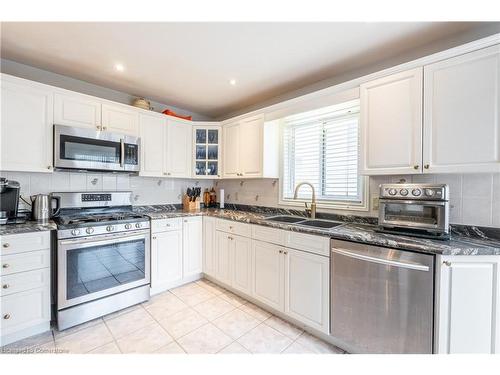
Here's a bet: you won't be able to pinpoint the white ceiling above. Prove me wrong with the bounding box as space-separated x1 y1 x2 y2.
0 22 495 118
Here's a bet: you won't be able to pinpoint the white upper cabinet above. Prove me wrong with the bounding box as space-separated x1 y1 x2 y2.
359 67 423 175
1 75 54 173
54 92 101 130
139 113 166 177
165 117 193 178
239 116 264 177
101 103 139 136
222 122 240 178
193 123 222 178
423 45 500 173
222 115 278 179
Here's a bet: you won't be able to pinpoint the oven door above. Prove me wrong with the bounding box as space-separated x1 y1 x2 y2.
54 125 140 172
378 199 448 233
57 230 150 310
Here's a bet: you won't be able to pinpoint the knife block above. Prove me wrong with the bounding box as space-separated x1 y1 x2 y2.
182 194 200 211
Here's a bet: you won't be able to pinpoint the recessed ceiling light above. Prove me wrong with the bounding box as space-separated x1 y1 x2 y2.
229 79 236 86
115 63 125 72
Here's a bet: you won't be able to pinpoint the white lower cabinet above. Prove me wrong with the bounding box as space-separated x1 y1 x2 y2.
284 248 330 333
251 240 285 311
437 255 500 353
202 217 217 277
0 231 51 346
215 231 233 286
151 229 183 293
182 217 203 278
231 234 252 295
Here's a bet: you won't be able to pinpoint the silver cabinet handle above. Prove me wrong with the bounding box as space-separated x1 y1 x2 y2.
424 164 430 169
2 284 9 289
413 165 419 170
152 236 157 240
283 251 288 255
2 243 9 248
332 247 430 272
120 139 125 167
443 261 452 266
102 126 107 131
279 250 283 254
2 264 9 269
3 314 11 320
166 223 170 227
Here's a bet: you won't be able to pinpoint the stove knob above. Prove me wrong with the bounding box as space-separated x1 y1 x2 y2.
86 227 94 234
71 229 81 236
399 189 408 196
412 189 422 197
388 188 397 196
135 222 142 229
425 189 436 197
125 223 132 230
106 225 115 232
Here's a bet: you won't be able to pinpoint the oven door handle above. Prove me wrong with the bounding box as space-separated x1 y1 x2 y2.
332 247 430 272
120 139 125 167
58 230 148 247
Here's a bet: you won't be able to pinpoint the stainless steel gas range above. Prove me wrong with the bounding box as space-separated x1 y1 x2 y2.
52 191 150 330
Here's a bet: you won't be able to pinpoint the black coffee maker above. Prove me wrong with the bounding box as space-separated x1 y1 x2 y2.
0 177 20 224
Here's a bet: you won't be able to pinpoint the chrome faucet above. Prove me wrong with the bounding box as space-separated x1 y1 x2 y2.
293 182 317 219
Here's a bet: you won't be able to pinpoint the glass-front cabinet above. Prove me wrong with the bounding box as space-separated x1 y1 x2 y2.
193 124 221 178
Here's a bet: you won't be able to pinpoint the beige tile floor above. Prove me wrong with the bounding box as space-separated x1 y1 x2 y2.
1 279 345 354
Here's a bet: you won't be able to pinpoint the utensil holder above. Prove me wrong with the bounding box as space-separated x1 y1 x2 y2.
183 195 200 211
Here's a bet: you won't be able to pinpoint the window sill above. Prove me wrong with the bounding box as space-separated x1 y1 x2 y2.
278 198 369 212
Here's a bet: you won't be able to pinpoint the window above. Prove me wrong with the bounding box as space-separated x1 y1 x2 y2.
280 100 366 210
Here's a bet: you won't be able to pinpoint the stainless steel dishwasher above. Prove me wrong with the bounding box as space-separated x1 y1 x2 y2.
330 239 434 354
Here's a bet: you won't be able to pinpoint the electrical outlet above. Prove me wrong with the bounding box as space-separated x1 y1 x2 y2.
372 197 379 210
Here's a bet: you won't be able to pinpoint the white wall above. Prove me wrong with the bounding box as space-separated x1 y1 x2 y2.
216 173 500 227
1 171 213 209
0 58 212 121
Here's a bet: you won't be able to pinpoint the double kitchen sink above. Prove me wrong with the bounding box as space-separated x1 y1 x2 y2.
264 215 344 229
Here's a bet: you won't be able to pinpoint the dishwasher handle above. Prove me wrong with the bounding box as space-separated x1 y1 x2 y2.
331 247 430 272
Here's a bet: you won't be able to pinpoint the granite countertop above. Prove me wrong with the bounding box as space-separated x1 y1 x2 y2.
0 220 57 236
136 205 500 256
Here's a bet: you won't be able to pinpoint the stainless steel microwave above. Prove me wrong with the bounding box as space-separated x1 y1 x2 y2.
54 125 140 173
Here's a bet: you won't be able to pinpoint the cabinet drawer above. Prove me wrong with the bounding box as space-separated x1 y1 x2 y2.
0 286 51 333
1 268 50 297
1 231 51 256
151 218 182 233
284 232 330 257
216 219 251 237
0 250 50 276
251 225 285 246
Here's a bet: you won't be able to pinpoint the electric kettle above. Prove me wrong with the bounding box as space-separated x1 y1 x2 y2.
30 194 61 221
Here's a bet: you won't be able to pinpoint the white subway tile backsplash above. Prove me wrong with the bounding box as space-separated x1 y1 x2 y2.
29 173 52 194
217 172 500 227
69 173 87 191
102 175 117 190
462 174 492 198
52 172 71 191
462 197 493 226
86 173 103 191
116 174 130 190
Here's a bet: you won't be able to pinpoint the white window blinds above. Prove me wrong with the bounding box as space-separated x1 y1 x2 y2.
282 102 363 205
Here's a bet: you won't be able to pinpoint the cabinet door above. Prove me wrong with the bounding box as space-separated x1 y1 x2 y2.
193 125 221 178
437 256 500 353
151 230 183 292
203 217 217 277
139 113 166 177
165 118 192 177
54 92 101 130
232 235 252 295
183 217 203 278
423 45 500 173
101 103 139 135
215 231 232 286
1 78 53 173
222 122 240 178
239 116 263 177
284 248 329 333
251 240 284 312
0 286 50 337
359 68 423 175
